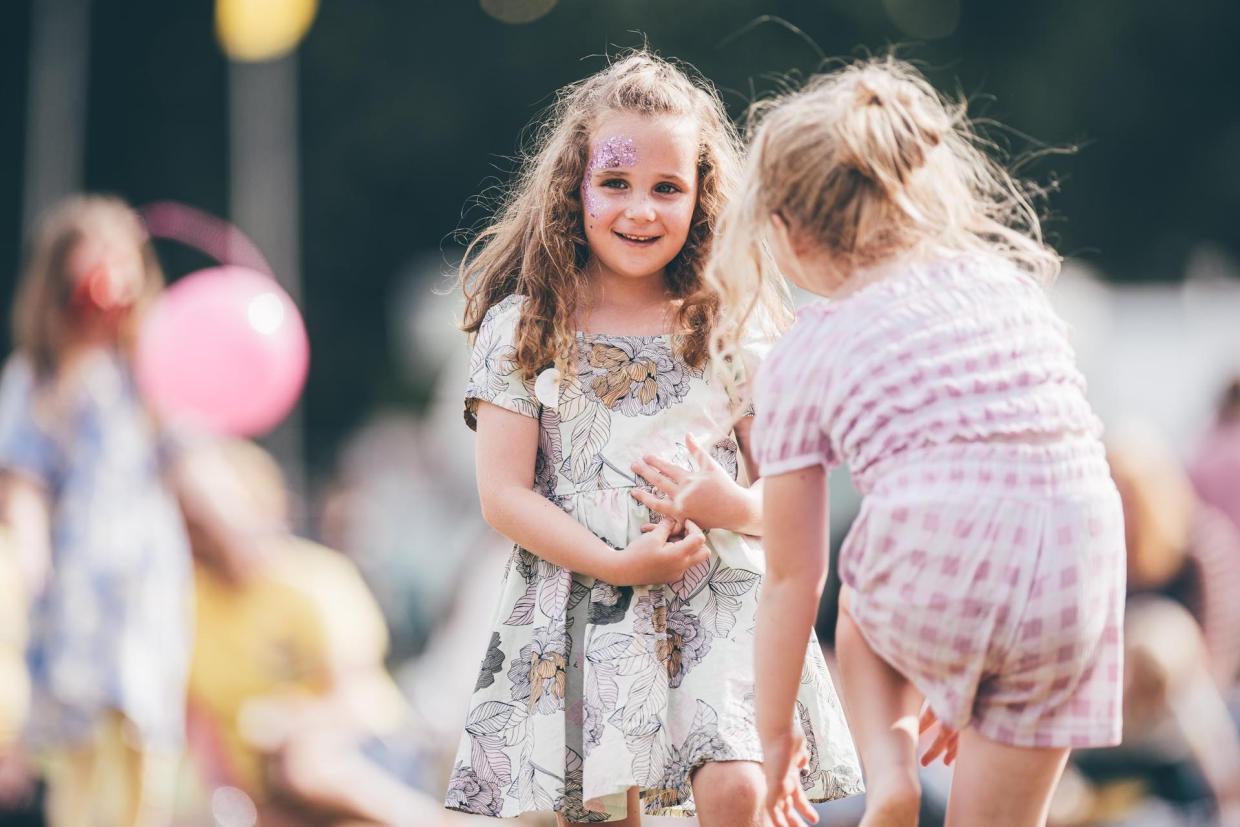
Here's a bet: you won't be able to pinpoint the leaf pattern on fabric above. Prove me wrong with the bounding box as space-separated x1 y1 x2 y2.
556 371 590 422
564 401 610 486
474 632 506 691
450 299 863 819
539 568 572 621
504 582 537 626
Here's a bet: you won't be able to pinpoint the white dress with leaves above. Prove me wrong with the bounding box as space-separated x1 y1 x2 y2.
444 296 862 820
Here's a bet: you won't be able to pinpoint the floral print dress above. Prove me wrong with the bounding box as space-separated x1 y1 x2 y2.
445 296 862 820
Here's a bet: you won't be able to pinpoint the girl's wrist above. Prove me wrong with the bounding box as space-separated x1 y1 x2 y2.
724 484 762 535
586 543 625 584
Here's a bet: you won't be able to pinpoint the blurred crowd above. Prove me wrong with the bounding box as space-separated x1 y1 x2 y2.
0 196 1238 827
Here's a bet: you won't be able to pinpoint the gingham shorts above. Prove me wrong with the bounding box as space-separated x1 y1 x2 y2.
841 438 1126 748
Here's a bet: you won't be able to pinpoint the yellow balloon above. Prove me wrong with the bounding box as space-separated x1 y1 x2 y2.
480 0 558 25
216 0 319 62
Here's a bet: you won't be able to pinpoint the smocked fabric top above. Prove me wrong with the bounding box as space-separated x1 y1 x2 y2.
751 254 1100 493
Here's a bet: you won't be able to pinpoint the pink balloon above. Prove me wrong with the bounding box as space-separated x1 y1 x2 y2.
136 266 309 436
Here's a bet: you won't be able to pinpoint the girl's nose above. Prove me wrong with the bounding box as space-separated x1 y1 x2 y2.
624 199 657 222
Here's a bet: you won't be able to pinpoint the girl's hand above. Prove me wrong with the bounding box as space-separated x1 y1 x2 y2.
918 703 959 767
631 434 757 533
608 519 709 587
761 728 818 827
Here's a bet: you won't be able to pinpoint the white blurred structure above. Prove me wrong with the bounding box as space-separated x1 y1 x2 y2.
1052 249 1240 454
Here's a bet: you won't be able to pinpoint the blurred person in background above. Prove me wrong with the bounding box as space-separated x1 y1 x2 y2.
1048 433 1240 827
184 436 486 826
1189 378 1240 537
0 525 42 823
0 195 201 827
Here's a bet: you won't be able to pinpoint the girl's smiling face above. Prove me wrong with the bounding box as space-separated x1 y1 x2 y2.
581 111 699 283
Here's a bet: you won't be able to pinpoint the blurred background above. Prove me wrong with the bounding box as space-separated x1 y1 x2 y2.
1 1 1238 825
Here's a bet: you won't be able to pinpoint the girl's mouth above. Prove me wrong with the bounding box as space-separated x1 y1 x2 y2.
615 231 661 246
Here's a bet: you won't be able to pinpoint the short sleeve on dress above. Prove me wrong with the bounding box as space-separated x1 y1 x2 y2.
463 295 542 431
0 356 60 488
749 325 836 477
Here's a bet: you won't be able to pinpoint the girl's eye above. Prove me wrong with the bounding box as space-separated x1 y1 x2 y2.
601 178 628 190
655 182 682 195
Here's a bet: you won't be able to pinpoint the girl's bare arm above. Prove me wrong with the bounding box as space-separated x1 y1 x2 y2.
755 467 831 823
475 402 706 586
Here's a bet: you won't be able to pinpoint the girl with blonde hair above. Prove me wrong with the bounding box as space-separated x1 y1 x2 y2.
705 57 1126 827
444 50 861 825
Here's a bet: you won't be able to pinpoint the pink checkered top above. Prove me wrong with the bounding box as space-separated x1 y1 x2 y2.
751 255 1101 492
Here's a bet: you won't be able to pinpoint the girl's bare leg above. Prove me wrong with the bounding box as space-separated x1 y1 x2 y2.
945 728 1068 827
836 604 922 827
692 760 764 827
557 786 641 827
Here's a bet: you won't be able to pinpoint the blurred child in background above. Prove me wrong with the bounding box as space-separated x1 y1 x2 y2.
1189 378 1240 537
185 436 473 826
0 195 194 827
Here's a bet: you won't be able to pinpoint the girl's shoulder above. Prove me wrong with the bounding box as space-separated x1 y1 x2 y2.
482 293 527 324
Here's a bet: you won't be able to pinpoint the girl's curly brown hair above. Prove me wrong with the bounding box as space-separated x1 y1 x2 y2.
460 49 749 377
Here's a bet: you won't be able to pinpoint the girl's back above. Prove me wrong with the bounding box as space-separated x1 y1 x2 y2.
757 254 1101 492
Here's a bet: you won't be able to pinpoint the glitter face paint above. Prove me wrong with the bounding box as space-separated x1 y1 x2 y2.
582 136 637 219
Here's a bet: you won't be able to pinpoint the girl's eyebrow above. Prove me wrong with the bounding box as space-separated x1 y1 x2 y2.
591 169 690 187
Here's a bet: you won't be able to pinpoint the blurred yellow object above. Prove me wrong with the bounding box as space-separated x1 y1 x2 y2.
0 526 30 745
40 711 179 827
188 535 400 797
479 0 557 24
215 0 318 62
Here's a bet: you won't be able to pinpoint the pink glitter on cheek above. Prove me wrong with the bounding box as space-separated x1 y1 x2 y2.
582 136 637 219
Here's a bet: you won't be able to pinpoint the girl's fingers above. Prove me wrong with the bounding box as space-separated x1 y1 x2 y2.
791 783 819 824
631 459 676 493
918 702 936 735
920 725 954 767
668 528 705 554
641 454 689 485
685 433 718 468
648 517 673 541
631 488 676 518
768 798 790 827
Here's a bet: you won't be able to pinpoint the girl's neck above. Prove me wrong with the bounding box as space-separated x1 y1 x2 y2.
580 260 677 335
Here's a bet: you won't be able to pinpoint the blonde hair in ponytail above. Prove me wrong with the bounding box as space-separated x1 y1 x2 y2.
708 55 1061 386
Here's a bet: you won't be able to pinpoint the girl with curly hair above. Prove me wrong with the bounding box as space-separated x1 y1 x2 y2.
444 50 861 825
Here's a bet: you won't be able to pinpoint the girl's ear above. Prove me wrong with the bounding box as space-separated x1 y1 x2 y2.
768 211 798 259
